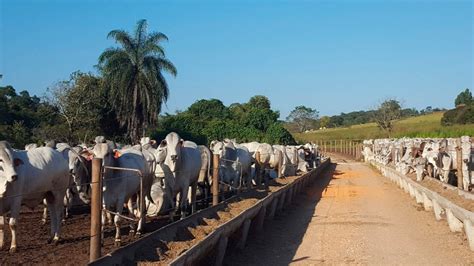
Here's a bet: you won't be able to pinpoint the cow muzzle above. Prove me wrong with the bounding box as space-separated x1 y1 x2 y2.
170 155 178 162
9 175 18 182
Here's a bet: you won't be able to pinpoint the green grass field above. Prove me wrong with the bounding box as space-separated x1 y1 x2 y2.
294 112 474 143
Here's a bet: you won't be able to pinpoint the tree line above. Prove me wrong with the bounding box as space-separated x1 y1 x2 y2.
286 89 473 134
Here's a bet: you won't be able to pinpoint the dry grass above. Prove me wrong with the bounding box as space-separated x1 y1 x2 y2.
294 112 474 142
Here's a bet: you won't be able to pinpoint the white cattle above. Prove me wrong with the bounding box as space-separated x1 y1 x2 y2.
461 136 473 190
210 140 240 188
0 141 69 252
92 142 150 245
41 145 91 223
157 132 201 220
197 145 212 202
240 141 261 158
24 143 38 151
273 145 296 177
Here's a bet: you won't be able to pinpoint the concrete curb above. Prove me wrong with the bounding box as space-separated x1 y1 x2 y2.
370 161 474 252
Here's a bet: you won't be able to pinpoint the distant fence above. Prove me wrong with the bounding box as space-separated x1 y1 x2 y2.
316 139 364 161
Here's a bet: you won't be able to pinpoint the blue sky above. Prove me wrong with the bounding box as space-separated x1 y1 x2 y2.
0 0 472 118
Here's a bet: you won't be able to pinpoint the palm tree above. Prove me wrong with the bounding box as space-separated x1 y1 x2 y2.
98 19 177 142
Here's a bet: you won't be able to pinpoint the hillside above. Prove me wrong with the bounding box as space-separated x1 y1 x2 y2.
293 112 474 142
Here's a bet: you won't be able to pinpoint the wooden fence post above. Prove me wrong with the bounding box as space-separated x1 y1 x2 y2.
90 158 103 262
213 154 220 206
277 150 283 178
255 151 261 187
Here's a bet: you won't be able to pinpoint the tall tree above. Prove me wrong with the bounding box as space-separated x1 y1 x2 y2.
455 88 472 106
98 19 177 142
286 105 319 132
374 99 401 137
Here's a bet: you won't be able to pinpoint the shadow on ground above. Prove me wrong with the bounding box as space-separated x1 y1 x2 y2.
222 162 337 266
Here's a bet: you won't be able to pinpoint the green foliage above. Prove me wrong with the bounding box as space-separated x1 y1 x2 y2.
248 95 271 110
98 19 177 142
151 96 295 145
319 116 330 128
187 99 230 120
441 104 474 126
0 85 63 148
264 123 296 145
455 88 472 106
48 71 118 142
374 99 401 137
286 105 319 132
243 108 278 131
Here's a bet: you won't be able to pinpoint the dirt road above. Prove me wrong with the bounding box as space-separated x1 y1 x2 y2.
224 156 474 265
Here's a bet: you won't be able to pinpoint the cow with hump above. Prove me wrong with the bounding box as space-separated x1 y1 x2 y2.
156 132 201 220
0 141 70 253
92 137 151 246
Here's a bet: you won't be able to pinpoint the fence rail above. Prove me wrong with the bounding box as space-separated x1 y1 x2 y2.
315 139 364 161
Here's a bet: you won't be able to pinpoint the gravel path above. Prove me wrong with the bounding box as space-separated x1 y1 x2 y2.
224 156 474 265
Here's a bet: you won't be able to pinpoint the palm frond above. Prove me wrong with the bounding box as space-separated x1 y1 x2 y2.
107 30 134 52
156 58 177 77
135 19 148 45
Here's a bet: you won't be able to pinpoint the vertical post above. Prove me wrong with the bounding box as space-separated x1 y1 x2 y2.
139 173 146 231
0 197 4 249
340 140 343 153
456 138 463 189
90 158 103 262
277 150 283 178
0 215 4 249
351 141 354 158
212 154 220 206
323 141 327 154
293 149 298 170
255 151 261 187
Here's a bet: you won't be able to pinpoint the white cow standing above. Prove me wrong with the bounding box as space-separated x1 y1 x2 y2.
92 141 150 246
157 132 201 220
0 141 69 252
211 140 253 188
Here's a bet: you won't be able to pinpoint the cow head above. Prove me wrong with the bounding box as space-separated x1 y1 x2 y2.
161 132 183 172
210 140 224 157
93 142 114 170
0 141 23 183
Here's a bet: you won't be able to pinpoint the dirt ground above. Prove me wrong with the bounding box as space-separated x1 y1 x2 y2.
136 174 304 265
224 155 474 265
0 174 304 265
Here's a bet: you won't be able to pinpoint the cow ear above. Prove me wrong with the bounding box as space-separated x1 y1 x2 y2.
14 158 24 167
113 150 121 159
159 139 167 147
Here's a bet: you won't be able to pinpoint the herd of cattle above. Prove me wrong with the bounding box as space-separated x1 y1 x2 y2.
0 132 321 253
361 136 474 191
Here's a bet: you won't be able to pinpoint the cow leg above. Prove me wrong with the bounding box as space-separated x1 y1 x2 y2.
64 188 74 220
8 200 20 253
179 187 189 219
167 187 176 222
114 202 124 247
127 197 136 235
42 205 48 225
45 191 64 245
8 217 17 253
101 208 107 245
190 182 197 214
